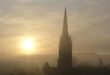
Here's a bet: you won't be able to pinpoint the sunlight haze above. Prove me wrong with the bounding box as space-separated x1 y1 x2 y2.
0 0 110 55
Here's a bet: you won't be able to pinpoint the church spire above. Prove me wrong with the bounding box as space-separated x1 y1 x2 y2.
58 5 72 69
62 7 69 36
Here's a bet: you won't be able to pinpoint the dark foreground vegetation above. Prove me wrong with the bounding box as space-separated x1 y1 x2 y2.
72 66 110 75
7 66 110 75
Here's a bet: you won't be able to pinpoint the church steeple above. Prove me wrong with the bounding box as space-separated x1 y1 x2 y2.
58 6 72 69
62 8 69 36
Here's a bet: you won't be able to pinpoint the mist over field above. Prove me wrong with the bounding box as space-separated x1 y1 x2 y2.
0 53 110 69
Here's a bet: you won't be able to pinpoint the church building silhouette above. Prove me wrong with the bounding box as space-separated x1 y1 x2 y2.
43 7 73 75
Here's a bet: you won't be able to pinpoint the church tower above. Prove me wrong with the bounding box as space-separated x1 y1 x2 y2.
58 8 72 69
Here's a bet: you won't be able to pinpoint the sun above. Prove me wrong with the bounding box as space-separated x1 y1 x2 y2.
22 38 34 49
21 37 36 55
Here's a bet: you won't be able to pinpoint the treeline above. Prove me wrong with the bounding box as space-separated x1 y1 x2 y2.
72 66 110 75
9 65 110 75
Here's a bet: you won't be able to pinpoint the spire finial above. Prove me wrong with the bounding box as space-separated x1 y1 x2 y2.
65 0 67 8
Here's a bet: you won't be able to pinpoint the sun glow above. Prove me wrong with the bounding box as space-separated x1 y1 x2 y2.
22 38 34 49
20 37 36 55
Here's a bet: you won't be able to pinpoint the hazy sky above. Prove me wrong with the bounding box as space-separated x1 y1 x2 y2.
0 0 110 55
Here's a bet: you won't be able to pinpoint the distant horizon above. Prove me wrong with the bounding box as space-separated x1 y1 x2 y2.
1 51 110 57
